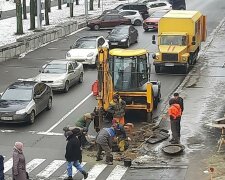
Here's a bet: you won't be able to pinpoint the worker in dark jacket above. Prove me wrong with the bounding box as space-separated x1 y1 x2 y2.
171 92 184 113
95 127 116 165
108 94 126 125
75 112 95 148
0 155 4 180
64 131 88 180
168 98 182 144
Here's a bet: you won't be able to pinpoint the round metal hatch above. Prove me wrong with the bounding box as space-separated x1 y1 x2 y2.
162 144 185 155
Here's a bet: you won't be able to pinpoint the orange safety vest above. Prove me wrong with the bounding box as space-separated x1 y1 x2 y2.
168 104 182 119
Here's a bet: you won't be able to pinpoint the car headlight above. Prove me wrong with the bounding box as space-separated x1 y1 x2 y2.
87 52 94 57
66 52 71 57
121 38 127 42
16 109 27 114
54 79 64 83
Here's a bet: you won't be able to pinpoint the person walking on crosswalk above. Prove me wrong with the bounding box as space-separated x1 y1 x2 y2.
64 131 88 180
12 142 28 180
96 126 116 165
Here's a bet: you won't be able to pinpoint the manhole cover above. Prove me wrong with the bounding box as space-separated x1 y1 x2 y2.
162 144 185 155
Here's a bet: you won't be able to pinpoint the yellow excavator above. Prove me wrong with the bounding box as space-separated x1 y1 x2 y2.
94 47 161 132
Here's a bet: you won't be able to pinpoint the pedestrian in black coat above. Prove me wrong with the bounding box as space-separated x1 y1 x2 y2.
64 131 88 180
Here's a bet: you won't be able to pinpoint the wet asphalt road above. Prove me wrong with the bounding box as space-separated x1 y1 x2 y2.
1 0 225 179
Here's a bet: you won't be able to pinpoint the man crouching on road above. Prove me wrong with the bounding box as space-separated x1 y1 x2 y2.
64 131 88 180
95 126 116 165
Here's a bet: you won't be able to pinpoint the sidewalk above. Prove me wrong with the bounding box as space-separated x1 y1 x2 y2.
124 17 225 180
0 0 133 47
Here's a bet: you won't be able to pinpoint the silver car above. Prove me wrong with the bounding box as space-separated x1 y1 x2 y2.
34 60 84 93
119 10 143 26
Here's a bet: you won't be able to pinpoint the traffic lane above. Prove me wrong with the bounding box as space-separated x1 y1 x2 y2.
0 69 97 134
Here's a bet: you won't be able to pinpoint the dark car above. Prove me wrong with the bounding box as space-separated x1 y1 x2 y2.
143 10 169 31
169 0 186 10
0 80 53 124
87 14 131 31
107 25 138 48
114 3 149 20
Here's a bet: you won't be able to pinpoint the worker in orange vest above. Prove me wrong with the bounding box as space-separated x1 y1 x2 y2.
167 98 182 144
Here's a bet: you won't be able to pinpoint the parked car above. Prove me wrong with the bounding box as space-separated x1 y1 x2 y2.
66 36 109 66
114 3 149 20
143 10 169 31
102 9 120 15
136 0 160 4
34 60 83 93
87 14 131 30
0 80 53 124
107 25 138 48
147 1 172 15
119 10 143 26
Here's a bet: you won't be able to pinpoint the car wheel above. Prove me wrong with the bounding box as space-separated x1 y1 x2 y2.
126 39 130 48
64 81 69 93
93 24 100 31
46 97 52 110
134 19 142 26
79 73 83 83
29 111 35 124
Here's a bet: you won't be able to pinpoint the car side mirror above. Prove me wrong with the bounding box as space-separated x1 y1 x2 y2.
68 70 74 74
39 69 43 73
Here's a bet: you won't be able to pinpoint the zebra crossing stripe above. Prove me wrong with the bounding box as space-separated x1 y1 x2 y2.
106 165 128 180
85 164 107 180
36 160 66 178
26 159 46 173
4 158 13 173
59 162 87 179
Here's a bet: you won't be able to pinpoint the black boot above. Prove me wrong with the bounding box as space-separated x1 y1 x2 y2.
82 171 88 179
96 156 103 161
64 176 73 180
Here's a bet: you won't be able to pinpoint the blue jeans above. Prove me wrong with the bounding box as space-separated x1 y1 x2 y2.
67 160 84 177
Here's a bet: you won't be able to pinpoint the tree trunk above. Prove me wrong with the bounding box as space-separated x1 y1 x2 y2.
30 0 35 29
48 0 51 12
34 0 37 16
58 0 62 9
45 0 50 25
70 1 73 17
98 0 100 8
89 0 93 10
16 0 23 34
75 0 79 5
22 0 27 19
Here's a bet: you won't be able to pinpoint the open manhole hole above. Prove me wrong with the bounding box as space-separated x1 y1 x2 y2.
162 144 185 155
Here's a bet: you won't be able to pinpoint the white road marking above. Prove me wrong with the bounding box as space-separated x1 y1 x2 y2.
106 165 128 180
26 159 46 173
37 132 64 136
85 164 107 180
43 92 93 133
1 130 15 133
36 160 65 178
59 162 87 179
4 158 13 173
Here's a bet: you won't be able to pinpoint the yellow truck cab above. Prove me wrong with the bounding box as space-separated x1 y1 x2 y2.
152 10 207 73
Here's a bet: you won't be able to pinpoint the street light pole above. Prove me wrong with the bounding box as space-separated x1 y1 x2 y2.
102 0 103 13
85 0 88 21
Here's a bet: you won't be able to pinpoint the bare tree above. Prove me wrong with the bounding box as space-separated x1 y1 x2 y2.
75 0 79 5
30 0 35 29
45 0 50 25
16 0 23 34
98 0 100 8
70 0 73 17
58 0 62 9
89 0 94 10
22 0 27 19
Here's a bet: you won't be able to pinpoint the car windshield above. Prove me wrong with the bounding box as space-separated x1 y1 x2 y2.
111 28 128 35
160 35 187 46
43 64 67 74
74 39 96 49
1 88 32 101
151 11 167 18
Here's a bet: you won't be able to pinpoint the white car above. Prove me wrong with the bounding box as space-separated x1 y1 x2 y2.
147 1 172 15
66 36 109 66
34 60 84 93
119 10 143 26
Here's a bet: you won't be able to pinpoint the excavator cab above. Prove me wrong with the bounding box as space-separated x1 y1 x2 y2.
109 52 150 92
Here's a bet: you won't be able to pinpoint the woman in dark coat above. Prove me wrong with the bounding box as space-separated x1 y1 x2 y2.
12 142 27 180
64 131 88 180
